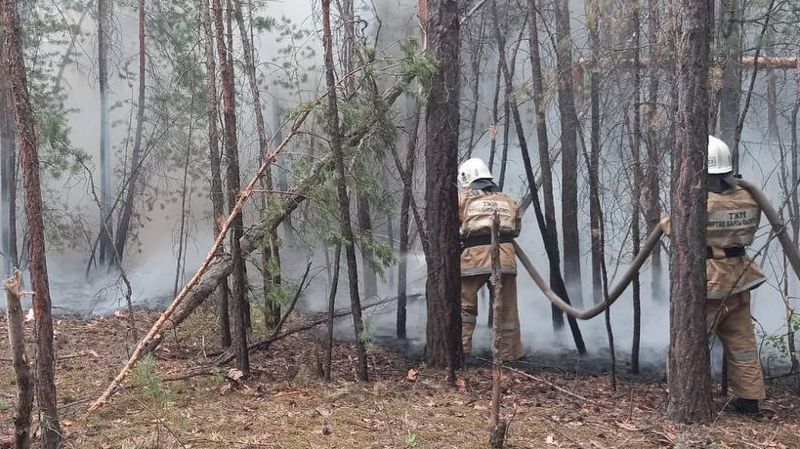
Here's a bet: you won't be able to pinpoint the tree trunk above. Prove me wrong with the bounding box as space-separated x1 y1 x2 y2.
232 0 282 328
0 40 18 275
466 13 486 157
324 245 341 382
201 0 230 348
212 0 249 375
322 0 369 381
587 0 603 306
113 0 146 264
717 0 741 147
97 0 114 266
629 0 642 375
667 0 713 424
5 270 32 449
397 104 421 339
644 0 662 301
1 1 61 444
488 62 501 171
492 0 585 354
528 0 566 328
423 0 463 376
554 0 583 307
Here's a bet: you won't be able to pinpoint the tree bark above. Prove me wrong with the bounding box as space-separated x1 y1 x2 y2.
667 0 713 424
97 0 114 266
1 1 61 444
5 270 32 449
644 0 662 301
423 0 462 376
629 0 642 375
717 0 741 146
587 0 602 306
322 0 369 381
201 0 230 348
324 245 341 382
212 0 249 375
232 0 282 328
397 104 421 339
554 0 583 307
114 0 146 264
0 39 18 276
528 0 566 328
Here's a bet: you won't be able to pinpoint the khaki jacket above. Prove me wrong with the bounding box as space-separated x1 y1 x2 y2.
661 185 766 299
459 188 521 276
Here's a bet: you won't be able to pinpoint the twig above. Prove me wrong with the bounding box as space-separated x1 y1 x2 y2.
489 361 594 405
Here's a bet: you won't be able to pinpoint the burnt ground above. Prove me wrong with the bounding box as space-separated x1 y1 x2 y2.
1 307 799 449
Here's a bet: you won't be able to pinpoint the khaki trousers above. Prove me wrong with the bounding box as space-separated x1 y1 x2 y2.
461 274 524 361
707 291 765 400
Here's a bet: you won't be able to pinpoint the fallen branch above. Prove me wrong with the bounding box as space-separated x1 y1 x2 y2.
87 99 317 413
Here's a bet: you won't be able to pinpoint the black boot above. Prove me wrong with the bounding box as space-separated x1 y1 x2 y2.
731 398 761 417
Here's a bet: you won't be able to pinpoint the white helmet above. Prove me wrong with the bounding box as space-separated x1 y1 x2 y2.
708 135 733 174
458 158 493 188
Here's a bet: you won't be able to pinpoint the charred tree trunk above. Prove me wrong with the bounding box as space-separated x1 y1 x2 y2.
466 13 486 157
324 245 341 382
322 0 369 381
554 0 583 307
587 0 602 306
717 0 741 147
202 0 230 347
397 105 421 339
423 0 463 375
493 0 585 354
629 0 642 375
97 0 114 266
488 62 501 172
644 0 662 301
667 0 713 424
213 0 249 375
1 1 61 444
114 0 146 264
5 270 32 449
528 0 565 328
0 42 18 275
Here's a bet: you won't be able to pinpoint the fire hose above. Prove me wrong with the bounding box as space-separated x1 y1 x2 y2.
515 178 800 320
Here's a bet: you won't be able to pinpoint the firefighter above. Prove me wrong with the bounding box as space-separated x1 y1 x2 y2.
458 158 524 361
663 136 766 416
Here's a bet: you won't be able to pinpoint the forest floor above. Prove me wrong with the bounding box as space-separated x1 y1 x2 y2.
1 307 799 449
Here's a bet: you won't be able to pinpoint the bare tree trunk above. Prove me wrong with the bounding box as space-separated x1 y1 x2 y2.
202 0 230 347
233 0 282 328
493 0 585 353
1 1 61 444
489 213 506 448
0 42 18 275
629 0 642 375
644 0 662 301
114 0 146 264
554 0 583 307
97 0 114 266
5 270 32 449
717 0 741 147
466 13 486 157
213 0 249 375
528 0 566 328
397 105 421 339
324 245 341 382
322 0 368 381
587 0 602 306
423 0 463 376
488 62 501 171
667 0 713 424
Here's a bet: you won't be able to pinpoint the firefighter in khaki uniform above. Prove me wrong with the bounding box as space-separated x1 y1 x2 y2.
663 136 766 417
457 158 524 361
